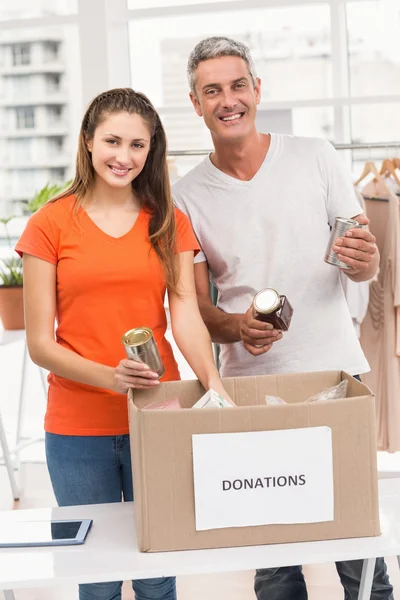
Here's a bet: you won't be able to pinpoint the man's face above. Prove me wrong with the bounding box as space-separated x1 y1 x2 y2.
190 56 261 143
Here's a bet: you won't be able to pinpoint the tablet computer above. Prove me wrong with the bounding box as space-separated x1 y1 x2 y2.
0 519 93 548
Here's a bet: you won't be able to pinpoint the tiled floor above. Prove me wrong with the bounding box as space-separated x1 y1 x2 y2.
1 331 400 599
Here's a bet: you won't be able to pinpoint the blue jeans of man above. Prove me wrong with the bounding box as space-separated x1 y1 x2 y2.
45 433 176 600
254 374 393 600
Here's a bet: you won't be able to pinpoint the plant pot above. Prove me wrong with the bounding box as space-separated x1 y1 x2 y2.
0 285 24 330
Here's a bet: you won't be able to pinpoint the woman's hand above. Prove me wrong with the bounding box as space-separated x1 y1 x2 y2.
113 358 160 394
208 379 236 406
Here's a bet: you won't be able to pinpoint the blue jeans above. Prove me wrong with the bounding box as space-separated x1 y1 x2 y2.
254 375 393 600
45 433 176 600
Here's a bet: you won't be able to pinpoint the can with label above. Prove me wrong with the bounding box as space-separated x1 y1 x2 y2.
122 327 165 379
324 217 365 269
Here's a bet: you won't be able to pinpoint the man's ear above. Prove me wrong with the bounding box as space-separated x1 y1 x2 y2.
255 77 262 106
189 91 203 117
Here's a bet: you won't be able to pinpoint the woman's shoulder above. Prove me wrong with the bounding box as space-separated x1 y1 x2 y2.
30 194 76 225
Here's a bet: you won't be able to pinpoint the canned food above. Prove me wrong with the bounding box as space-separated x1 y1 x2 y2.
122 327 165 379
252 288 294 331
325 217 365 269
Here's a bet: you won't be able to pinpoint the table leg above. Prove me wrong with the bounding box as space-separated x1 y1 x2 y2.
0 412 19 500
14 341 28 470
3 591 16 600
358 557 376 600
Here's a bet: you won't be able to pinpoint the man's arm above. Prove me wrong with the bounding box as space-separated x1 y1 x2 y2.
194 261 283 355
194 261 241 343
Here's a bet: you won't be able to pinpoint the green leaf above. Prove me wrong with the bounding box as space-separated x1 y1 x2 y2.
27 180 72 213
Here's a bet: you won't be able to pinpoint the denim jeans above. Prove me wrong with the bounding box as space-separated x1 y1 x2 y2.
45 433 176 600
254 374 393 600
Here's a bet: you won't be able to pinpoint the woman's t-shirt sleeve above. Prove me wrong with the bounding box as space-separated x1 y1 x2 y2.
174 208 200 256
15 206 59 265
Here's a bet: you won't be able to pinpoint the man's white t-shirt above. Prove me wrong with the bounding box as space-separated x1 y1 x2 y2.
173 133 370 377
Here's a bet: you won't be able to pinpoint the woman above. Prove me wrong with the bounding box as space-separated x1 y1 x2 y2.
16 88 229 600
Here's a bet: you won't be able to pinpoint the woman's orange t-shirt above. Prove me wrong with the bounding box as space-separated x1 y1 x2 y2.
15 195 200 436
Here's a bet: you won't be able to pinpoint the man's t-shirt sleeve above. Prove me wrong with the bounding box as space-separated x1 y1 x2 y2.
319 140 363 226
15 206 59 265
173 192 207 263
174 208 201 256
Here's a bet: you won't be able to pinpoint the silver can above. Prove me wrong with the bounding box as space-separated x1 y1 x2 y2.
324 217 365 269
122 327 165 379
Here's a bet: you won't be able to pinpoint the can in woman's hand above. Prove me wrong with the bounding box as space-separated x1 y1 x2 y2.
122 327 165 379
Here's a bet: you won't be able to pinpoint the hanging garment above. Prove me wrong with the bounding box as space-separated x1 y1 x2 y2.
360 177 400 451
340 189 370 337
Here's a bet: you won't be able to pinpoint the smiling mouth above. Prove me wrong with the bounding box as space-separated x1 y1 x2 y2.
219 112 244 122
108 165 131 176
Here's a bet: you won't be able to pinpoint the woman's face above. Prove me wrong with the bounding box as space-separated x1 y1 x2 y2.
87 111 152 190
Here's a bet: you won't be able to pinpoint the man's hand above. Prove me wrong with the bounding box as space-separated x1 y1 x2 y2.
332 214 378 278
239 306 283 356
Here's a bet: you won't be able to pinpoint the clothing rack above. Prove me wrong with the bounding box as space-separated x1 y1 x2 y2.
168 141 400 157
334 141 400 151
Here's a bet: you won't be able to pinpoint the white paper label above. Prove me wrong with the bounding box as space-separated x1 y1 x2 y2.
192 427 333 531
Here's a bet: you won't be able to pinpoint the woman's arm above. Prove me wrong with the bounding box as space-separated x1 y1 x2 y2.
23 254 160 393
168 251 231 401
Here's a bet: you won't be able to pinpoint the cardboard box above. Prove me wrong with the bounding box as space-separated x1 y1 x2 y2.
128 371 380 552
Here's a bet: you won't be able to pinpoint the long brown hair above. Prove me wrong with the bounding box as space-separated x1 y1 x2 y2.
51 88 178 292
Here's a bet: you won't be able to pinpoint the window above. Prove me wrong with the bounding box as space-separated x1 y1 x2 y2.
16 106 35 129
10 138 32 162
10 75 32 98
0 23 80 216
350 103 400 143
46 73 61 93
43 41 60 62
47 136 63 156
49 167 65 182
292 107 334 140
11 43 31 66
0 0 78 21
129 5 332 105
10 169 42 196
47 105 63 125
129 4 332 151
128 0 233 7
346 0 400 97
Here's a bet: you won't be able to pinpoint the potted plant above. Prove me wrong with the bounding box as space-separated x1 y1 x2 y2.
0 217 24 330
0 181 70 330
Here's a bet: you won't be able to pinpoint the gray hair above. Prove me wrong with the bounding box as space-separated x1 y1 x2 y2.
187 36 257 96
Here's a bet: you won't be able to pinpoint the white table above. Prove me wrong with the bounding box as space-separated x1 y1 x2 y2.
1 478 400 600
0 329 47 500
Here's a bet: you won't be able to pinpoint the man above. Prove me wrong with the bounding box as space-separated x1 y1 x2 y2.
173 36 392 600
